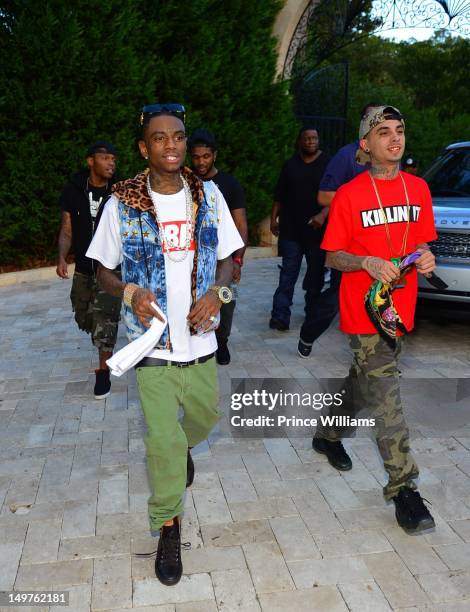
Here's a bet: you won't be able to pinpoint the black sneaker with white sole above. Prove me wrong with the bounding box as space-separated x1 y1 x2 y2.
94 369 111 399
298 338 313 358
393 487 435 534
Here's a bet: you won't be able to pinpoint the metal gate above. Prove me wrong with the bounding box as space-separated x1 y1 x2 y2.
292 61 349 156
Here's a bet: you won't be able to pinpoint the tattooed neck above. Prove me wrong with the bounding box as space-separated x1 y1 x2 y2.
149 170 183 195
369 163 400 180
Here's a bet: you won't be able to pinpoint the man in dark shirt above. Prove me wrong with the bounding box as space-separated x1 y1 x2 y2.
317 103 383 210
188 129 248 365
269 127 331 346
294 103 383 358
56 141 121 399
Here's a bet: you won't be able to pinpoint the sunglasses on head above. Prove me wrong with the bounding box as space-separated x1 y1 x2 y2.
140 103 186 125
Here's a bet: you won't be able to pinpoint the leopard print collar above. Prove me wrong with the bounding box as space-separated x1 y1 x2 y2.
112 166 204 216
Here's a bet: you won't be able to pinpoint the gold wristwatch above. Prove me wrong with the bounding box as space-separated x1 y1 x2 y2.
210 285 233 304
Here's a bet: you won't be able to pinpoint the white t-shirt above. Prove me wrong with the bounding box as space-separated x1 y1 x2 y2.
86 184 244 361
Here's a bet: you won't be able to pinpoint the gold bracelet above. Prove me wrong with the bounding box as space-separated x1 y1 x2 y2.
123 283 139 308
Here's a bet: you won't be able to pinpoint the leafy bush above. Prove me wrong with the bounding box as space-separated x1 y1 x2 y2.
0 0 297 266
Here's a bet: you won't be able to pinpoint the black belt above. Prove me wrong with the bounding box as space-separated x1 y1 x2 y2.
135 353 215 369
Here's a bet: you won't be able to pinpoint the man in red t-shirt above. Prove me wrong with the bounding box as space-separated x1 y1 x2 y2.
313 106 437 534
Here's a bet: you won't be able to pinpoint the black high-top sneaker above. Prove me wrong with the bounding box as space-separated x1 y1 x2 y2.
186 449 194 488
393 487 435 534
94 368 111 399
155 517 183 586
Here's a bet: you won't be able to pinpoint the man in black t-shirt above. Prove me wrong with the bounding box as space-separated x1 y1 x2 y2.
188 129 248 366
270 127 335 347
56 141 121 399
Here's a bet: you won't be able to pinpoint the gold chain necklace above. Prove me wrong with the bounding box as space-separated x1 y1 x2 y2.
369 171 411 258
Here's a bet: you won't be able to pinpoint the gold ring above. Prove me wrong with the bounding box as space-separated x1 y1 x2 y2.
209 315 216 322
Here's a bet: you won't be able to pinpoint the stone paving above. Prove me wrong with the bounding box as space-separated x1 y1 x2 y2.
1 257 470 612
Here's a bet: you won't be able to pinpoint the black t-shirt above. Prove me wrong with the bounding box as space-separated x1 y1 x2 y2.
59 171 113 275
88 184 110 225
206 171 246 211
274 151 330 243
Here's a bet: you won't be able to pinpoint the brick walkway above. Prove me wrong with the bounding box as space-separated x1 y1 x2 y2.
1 257 470 611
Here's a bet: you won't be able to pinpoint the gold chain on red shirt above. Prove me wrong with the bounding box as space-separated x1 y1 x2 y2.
369 171 411 258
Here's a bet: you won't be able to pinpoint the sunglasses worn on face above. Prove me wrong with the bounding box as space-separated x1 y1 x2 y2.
140 103 186 125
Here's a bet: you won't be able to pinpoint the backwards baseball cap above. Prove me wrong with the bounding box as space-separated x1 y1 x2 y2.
359 105 405 140
187 128 217 151
356 105 405 165
86 140 117 157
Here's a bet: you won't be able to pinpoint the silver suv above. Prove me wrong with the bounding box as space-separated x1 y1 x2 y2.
418 142 470 305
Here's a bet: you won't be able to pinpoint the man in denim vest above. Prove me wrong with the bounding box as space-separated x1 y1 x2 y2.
87 105 244 586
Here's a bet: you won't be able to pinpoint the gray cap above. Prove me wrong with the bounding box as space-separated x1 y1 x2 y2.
356 105 405 165
359 105 404 140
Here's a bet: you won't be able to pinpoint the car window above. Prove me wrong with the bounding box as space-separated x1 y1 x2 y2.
424 148 470 200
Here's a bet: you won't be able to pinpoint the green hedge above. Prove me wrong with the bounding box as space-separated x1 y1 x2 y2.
0 0 297 266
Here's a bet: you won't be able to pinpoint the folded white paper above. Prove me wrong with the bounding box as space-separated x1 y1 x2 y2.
106 302 167 377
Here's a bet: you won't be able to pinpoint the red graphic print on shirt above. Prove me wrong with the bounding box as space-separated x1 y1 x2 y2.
161 220 195 253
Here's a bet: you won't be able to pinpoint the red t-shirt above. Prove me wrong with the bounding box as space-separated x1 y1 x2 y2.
321 171 437 334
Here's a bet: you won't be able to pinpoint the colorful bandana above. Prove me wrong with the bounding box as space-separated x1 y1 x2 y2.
364 251 421 348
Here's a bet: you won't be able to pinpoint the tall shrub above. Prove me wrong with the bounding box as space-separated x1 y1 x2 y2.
0 0 296 266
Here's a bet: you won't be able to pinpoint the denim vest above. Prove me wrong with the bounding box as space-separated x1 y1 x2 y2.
117 179 219 350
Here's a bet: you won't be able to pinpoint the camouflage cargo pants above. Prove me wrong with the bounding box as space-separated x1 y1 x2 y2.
70 271 121 353
316 334 419 500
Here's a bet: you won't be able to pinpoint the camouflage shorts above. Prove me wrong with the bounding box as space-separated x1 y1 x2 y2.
70 271 121 352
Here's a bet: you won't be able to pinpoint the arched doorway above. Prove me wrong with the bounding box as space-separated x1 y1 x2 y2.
273 0 320 78
274 1 350 155
260 1 348 247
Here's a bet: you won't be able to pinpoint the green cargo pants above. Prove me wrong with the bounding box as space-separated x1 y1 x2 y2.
136 357 220 531
315 334 419 500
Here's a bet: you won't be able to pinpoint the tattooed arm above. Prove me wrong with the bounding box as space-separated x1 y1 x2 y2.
187 256 233 331
214 255 235 287
270 201 281 236
56 211 73 278
97 264 126 298
325 251 364 272
97 264 163 327
326 251 401 283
